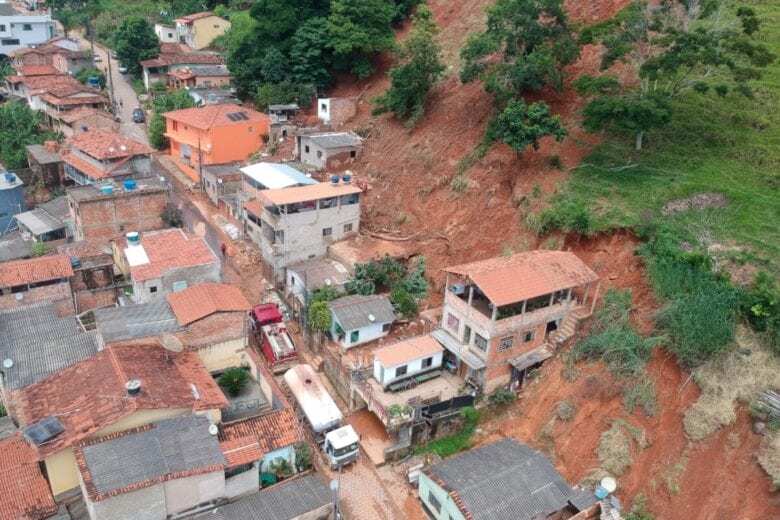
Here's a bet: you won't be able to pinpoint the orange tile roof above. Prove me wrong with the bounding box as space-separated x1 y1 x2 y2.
9 73 73 90
42 93 107 107
444 250 599 306
0 435 58 520
66 128 153 160
18 64 59 76
218 408 304 467
373 334 443 368
14 343 228 458
159 42 190 55
123 229 219 282
163 104 268 130
167 283 251 325
258 182 362 206
58 106 115 124
175 11 217 23
140 52 224 68
242 198 263 218
61 151 109 181
0 254 73 287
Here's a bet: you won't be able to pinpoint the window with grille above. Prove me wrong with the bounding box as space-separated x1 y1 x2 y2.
499 336 515 351
523 330 536 342
474 334 488 352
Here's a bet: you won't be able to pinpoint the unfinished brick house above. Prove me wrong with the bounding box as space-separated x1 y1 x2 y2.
58 240 119 313
0 254 74 315
67 178 169 241
429 251 600 393
317 97 357 127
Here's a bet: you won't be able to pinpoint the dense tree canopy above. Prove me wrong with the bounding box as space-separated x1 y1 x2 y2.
0 104 57 169
327 0 396 77
114 17 158 76
373 6 444 127
289 17 333 89
489 99 568 153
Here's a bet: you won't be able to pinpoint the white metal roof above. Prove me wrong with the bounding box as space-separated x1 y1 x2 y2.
124 244 150 267
239 162 316 190
283 364 342 433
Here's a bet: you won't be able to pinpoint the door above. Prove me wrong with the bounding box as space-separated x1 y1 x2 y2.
463 325 472 344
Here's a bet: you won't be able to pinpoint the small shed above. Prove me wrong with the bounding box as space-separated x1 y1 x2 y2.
328 294 395 349
297 132 363 170
0 172 26 234
15 196 70 244
202 163 242 207
373 334 444 389
26 143 64 188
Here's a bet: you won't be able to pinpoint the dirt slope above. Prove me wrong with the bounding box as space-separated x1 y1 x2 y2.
322 0 780 516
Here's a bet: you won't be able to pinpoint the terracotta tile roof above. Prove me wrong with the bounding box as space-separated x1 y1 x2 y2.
167 283 251 325
122 228 219 282
13 343 228 458
35 82 100 98
66 128 153 160
58 106 115 124
0 435 57 520
18 64 59 76
175 11 217 23
443 250 599 306
373 334 443 368
0 254 73 287
140 52 224 68
8 73 73 89
218 408 304 467
259 182 362 206
42 93 107 107
243 198 263 218
159 42 190 55
164 103 268 130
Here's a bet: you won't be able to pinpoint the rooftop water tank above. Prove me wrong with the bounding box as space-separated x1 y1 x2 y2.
330 175 340 185
4 172 15 184
70 256 81 268
342 173 352 184
100 185 113 195
126 231 140 245
124 179 137 191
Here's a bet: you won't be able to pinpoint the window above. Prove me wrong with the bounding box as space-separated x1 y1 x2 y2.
350 330 359 343
172 281 187 292
248 126 253 133
319 197 337 209
23 24 32 31
149 286 158 294
0 25 6 32
275 229 285 244
304 145 310 153
343 223 353 233
1 39 20 45
172 120 178 131
422 357 433 368
395 365 408 378
350 150 357 158
446 313 459 332
382 323 390 332
316 150 322 159
499 336 515 351
428 491 442 514
322 227 332 237
523 330 536 342
118 224 125 232
474 334 488 352
213 24 220 28
320 103 327 112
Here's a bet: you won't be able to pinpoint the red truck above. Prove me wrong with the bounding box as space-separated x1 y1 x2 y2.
250 303 298 373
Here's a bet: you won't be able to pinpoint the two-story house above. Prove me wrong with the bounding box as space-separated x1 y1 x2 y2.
0 4 55 55
163 104 269 182
242 179 361 283
139 50 226 90
430 251 600 393
174 11 230 50
61 129 154 185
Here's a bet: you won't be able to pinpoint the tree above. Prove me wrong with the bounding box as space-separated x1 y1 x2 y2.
254 81 299 110
249 0 329 47
373 6 444 127
290 17 333 89
577 1 775 150
218 368 250 397
488 99 568 153
161 204 184 227
150 90 196 149
74 67 106 89
113 17 158 76
260 47 289 83
390 284 417 318
294 441 313 472
461 0 579 105
30 242 47 258
327 0 396 78
0 103 55 169
308 301 332 333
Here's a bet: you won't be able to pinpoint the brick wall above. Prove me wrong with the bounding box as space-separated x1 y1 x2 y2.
73 189 168 241
0 282 73 315
174 312 246 349
329 98 358 126
484 322 547 393
75 286 119 313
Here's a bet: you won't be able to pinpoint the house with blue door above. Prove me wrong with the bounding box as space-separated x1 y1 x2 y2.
0 172 26 234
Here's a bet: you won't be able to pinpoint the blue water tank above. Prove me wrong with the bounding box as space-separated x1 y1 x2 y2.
124 180 137 191
341 174 351 184
100 185 113 195
330 175 340 185
4 172 15 184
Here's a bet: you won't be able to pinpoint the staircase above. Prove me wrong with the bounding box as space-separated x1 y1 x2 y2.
549 305 591 348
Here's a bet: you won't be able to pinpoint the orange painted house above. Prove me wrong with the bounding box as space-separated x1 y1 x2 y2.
163 104 269 182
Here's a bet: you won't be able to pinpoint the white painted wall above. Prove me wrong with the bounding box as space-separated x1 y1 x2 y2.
154 23 177 43
317 98 331 123
0 12 55 55
331 319 389 350
373 351 443 387
163 470 226 516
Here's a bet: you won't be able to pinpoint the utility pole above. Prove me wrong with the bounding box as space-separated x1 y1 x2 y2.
106 50 115 109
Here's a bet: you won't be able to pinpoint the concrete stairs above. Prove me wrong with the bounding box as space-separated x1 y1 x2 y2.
549 305 591 348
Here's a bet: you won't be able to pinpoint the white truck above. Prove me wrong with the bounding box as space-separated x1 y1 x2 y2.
284 364 360 469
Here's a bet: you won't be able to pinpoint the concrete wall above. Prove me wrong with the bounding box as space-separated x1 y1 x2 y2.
45 447 80 496
258 199 360 282
0 14 54 55
374 351 443 387
83 478 166 520
225 463 259 498
155 23 177 43
166 113 267 168
196 336 247 373
70 188 168 241
316 98 357 126
163 470 225 516
299 138 359 170
190 16 231 50
418 472 466 520
135 260 221 302
331 320 388 350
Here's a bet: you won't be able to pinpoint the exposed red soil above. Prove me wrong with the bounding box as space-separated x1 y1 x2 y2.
311 0 780 516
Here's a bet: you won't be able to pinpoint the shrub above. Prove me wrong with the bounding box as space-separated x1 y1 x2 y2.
623 372 658 416
294 441 312 472
555 400 577 421
218 368 250 397
270 457 294 479
536 198 591 235
450 175 468 193
460 406 480 428
161 204 183 228
487 387 515 407
744 272 780 353
597 421 632 475
390 284 418 318
308 301 332 333
0 401 6 417
30 242 47 258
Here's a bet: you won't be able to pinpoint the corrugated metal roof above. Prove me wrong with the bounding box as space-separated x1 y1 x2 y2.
328 294 395 331
427 438 580 519
0 303 98 389
303 132 363 149
240 162 316 190
14 207 66 235
94 298 185 343
196 474 331 520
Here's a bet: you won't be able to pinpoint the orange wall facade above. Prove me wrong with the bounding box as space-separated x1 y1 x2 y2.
165 117 269 167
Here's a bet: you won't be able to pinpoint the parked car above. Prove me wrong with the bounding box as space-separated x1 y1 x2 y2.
111 51 118 59
93 54 102 63
132 108 145 123
118 64 128 74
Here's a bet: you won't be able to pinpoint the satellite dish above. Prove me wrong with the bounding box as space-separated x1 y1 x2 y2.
3 359 13 369
158 333 184 353
368 313 376 322
324 279 332 286
208 424 218 436
600 477 618 493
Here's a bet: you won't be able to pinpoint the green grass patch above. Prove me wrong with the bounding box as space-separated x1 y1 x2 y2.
414 428 474 458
